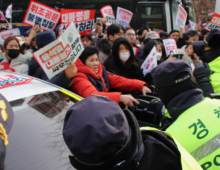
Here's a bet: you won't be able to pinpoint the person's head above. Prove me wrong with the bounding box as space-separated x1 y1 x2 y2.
79 46 99 73
107 24 125 44
201 29 209 40
0 28 8 32
193 29 220 63
36 31 56 49
138 27 149 39
125 28 136 44
55 24 61 38
112 37 135 68
81 35 92 47
189 30 199 41
183 33 193 44
185 44 203 57
3 37 23 60
151 60 198 107
169 30 179 42
63 95 142 170
144 40 164 61
159 32 169 39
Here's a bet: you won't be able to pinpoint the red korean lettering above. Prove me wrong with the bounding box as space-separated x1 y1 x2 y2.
30 4 38 13
51 13 59 22
45 10 52 19
37 7 45 16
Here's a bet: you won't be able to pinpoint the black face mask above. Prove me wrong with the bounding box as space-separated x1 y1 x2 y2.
7 49 20 59
202 48 220 63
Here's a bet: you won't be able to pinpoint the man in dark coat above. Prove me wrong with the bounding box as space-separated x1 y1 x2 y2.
28 31 77 89
63 96 202 170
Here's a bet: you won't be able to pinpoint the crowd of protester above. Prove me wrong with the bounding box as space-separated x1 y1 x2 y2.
1 17 220 170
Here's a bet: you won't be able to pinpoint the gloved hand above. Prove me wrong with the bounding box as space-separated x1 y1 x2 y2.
193 62 214 97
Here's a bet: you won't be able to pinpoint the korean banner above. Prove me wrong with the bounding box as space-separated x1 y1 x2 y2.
0 28 20 45
116 7 133 27
23 0 61 31
175 5 187 28
100 5 115 26
61 9 96 35
141 46 157 76
33 22 84 79
207 13 220 30
163 39 178 57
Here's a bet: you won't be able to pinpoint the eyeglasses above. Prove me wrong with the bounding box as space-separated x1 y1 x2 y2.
126 33 135 36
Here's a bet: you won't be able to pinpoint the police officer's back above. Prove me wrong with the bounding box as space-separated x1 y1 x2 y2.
151 60 220 170
62 96 202 170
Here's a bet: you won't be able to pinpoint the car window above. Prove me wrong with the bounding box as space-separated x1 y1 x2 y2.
5 90 80 170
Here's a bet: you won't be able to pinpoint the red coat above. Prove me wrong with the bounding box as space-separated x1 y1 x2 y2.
71 59 147 104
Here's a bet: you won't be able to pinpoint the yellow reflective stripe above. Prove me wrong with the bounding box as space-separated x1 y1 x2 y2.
191 133 220 162
59 90 82 101
204 38 208 44
165 109 171 118
0 123 8 146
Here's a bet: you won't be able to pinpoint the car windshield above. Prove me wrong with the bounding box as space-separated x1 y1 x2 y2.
5 90 80 170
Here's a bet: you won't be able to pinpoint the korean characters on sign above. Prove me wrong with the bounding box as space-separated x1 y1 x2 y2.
163 39 178 57
61 9 96 35
33 23 84 79
100 5 115 26
175 5 187 28
23 0 61 31
116 7 133 28
207 13 220 30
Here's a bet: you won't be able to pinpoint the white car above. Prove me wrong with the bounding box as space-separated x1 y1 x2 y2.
0 71 82 170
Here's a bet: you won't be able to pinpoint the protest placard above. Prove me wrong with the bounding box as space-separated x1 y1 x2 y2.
0 28 20 45
100 5 115 26
175 5 187 28
141 46 157 76
116 7 133 27
23 0 61 31
33 22 84 79
189 20 196 30
163 39 178 57
207 13 220 30
61 9 96 35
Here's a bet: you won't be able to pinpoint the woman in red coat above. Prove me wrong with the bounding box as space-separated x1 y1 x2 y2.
70 46 151 106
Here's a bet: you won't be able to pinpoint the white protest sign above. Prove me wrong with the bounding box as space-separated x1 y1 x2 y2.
0 28 20 45
116 7 133 27
175 5 187 28
33 22 84 79
100 5 115 26
141 46 157 76
189 20 196 30
23 1 61 31
163 39 178 57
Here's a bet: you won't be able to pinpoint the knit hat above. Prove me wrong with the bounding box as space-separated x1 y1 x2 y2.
36 31 56 48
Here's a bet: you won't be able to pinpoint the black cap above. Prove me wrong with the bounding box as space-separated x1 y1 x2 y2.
63 96 141 170
151 60 192 89
193 29 220 48
0 93 14 169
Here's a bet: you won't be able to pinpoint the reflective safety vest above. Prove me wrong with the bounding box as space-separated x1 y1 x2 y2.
165 98 220 170
140 127 202 170
209 56 220 94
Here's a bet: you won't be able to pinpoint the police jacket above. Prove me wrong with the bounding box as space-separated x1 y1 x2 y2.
164 89 220 169
134 127 202 170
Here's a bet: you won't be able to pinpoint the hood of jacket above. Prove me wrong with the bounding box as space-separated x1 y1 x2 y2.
75 59 103 80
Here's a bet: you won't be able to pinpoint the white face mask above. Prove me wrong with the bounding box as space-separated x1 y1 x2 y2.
156 52 162 61
119 52 130 62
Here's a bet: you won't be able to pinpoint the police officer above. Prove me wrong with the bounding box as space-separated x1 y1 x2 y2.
63 96 202 170
0 94 14 170
151 60 220 170
193 29 220 96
